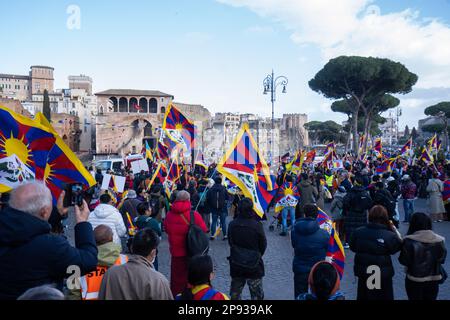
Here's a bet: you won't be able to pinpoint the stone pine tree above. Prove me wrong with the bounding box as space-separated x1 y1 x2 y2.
411 127 419 140
43 89 51 122
309 56 418 156
424 102 450 151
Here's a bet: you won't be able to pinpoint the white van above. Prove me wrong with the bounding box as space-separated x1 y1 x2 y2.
94 158 124 174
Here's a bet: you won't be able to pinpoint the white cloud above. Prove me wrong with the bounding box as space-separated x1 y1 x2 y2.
217 0 450 88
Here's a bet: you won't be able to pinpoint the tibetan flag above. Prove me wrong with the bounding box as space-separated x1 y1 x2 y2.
419 147 433 165
217 123 277 218
304 150 316 164
146 162 167 191
167 157 181 183
0 106 57 192
145 141 154 162
274 182 300 213
373 138 382 158
163 103 195 152
401 138 412 155
157 141 169 162
35 113 96 203
286 150 304 173
376 157 397 175
317 208 345 279
427 134 438 153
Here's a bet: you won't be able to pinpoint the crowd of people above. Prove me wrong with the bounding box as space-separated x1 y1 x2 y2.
0 154 448 301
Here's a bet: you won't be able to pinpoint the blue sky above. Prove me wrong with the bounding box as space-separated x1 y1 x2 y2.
2 0 450 130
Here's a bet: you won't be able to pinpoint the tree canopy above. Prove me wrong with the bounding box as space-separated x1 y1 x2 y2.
309 56 417 154
425 102 450 118
304 120 345 144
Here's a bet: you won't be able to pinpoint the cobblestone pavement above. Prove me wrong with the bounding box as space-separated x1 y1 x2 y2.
67 198 450 300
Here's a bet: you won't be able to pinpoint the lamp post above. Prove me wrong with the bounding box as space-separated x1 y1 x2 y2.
263 70 288 166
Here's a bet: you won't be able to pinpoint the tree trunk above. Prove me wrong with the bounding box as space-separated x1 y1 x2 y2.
362 114 372 154
352 111 359 156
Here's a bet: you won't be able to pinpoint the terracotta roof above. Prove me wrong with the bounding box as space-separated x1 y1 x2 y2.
95 89 173 98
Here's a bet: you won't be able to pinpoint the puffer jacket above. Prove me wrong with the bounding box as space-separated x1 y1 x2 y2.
343 186 373 237
291 218 329 274
399 230 447 282
164 200 207 257
88 204 127 245
228 214 267 279
350 223 402 279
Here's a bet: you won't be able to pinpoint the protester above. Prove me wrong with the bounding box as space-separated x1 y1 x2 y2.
187 180 200 210
68 225 128 300
207 177 229 240
329 186 346 241
399 212 447 300
296 173 318 217
291 204 329 298
343 175 373 248
149 183 165 222
135 202 162 237
177 255 229 300
350 205 403 300
0 182 98 300
88 193 127 246
373 181 397 225
197 177 211 230
426 172 445 222
164 190 208 296
119 189 142 220
98 228 173 300
278 175 298 236
401 174 417 223
296 261 345 301
228 198 267 300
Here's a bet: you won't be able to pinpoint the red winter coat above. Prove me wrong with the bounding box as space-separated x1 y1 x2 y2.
164 200 207 257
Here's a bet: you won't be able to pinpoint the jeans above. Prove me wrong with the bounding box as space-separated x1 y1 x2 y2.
282 206 296 232
211 207 228 237
403 199 415 222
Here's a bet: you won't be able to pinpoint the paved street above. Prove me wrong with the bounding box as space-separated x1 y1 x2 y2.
66 198 450 300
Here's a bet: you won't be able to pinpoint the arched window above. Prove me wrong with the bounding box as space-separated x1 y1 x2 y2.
139 98 148 113
129 97 138 113
149 98 158 113
109 97 118 112
119 97 128 113
161 106 166 115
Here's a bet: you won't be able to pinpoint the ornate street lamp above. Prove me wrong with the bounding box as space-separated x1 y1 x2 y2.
263 70 288 165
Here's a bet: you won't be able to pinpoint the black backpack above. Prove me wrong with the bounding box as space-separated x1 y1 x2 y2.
208 186 225 210
182 210 209 257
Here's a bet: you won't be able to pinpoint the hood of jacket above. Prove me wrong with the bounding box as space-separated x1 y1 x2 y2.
93 203 119 219
97 242 123 267
334 191 346 200
294 217 320 236
170 200 191 214
0 206 51 247
404 230 445 244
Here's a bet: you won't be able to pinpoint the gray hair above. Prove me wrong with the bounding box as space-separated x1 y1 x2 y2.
17 285 65 300
9 181 53 217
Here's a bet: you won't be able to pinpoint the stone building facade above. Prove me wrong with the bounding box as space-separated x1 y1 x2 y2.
95 89 174 156
0 66 54 101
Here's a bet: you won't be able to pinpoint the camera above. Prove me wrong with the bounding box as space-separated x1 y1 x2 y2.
63 183 84 207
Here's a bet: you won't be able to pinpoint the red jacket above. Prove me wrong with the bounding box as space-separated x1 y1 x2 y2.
164 200 207 257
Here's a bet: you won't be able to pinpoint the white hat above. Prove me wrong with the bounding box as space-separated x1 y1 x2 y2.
386 177 395 182
402 174 411 181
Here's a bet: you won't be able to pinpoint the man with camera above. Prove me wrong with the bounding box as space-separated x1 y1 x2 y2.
0 182 98 300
